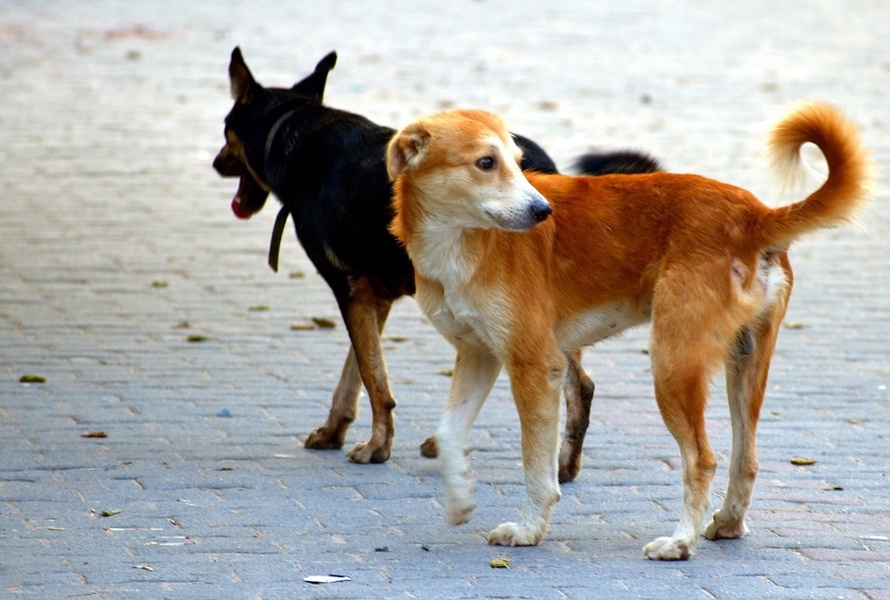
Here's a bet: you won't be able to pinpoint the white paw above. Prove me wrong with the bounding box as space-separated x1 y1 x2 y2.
703 512 749 540
487 522 544 546
444 479 476 526
643 536 692 561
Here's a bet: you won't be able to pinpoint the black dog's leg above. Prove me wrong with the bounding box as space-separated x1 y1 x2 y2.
419 433 438 458
305 280 395 462
558 348 595 483
305 346 362 450
338 278 396 464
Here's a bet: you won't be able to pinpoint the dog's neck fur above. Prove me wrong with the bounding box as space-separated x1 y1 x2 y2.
407 216 489 292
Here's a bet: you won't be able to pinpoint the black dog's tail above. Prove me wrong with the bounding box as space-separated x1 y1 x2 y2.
573 150 662 176
514 133 559 174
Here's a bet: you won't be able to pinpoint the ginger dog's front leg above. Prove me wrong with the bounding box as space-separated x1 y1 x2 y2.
438 344 503 526
488 348 565 546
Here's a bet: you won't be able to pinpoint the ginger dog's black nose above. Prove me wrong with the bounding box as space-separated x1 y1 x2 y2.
529 198 553 222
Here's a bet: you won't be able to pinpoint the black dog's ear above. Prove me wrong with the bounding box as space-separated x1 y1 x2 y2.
386 123 431 181
290 51 337 101
229 47 257 104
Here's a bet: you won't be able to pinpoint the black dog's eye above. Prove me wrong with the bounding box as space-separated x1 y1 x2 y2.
475 156 495 171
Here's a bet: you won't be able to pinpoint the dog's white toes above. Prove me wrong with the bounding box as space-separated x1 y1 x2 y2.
444 481 476 526
703 513 749 540
487 522 544 546
643 536 692 561
445 503 475 526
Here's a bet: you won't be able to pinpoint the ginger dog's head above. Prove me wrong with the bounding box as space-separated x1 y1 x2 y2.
387 109 552 233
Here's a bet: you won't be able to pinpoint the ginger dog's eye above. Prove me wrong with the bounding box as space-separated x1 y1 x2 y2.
475 156 495 171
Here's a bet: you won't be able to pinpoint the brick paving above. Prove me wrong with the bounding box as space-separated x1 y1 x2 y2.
1 1 888 598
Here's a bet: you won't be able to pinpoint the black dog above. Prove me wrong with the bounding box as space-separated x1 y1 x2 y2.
213 48 660 474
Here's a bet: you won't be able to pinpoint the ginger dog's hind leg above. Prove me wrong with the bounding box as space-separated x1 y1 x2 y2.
643 352 717 560
642 267 736 560
706 261 791 540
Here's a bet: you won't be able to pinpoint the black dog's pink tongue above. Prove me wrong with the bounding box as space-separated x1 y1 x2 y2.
231 195 252 220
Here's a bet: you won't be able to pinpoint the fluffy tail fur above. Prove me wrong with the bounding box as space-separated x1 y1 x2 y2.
760 102 872 248
573 150 662 176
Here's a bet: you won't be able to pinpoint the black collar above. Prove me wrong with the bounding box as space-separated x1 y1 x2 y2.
263 108 298 164
267 205 291 273
263 108 298 273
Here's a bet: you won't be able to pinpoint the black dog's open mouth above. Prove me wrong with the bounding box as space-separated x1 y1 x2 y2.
230 174 270 219
231 185 254 220
231 199 251 219
214 145 270 219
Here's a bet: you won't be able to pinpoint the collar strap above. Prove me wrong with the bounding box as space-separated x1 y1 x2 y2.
268 205 291 273
263 108 297 273
264 108 298 164
269 206 290 273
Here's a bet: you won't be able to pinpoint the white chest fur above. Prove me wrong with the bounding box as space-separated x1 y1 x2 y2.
411 226 508 350
420 287 489 346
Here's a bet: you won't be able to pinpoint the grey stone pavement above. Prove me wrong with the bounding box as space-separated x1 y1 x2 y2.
1 1 888 598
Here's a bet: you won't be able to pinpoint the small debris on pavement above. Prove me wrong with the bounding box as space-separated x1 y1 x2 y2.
19 375 46 383
81 431 108 439
790 456 817 466
304 574 350 584
311 317 336 329
490 556 511 569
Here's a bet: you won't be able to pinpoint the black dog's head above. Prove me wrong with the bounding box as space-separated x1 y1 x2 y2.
213 47 337 219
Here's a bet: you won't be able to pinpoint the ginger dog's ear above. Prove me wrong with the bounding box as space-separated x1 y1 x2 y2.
386 124 431 181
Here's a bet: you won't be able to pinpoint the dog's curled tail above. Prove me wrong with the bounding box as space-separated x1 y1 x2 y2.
760 102 873 247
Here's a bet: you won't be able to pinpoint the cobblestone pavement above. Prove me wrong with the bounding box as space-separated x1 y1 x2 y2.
1 1 888 598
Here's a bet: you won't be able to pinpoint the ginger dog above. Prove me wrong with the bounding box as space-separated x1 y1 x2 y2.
386 103 871 560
